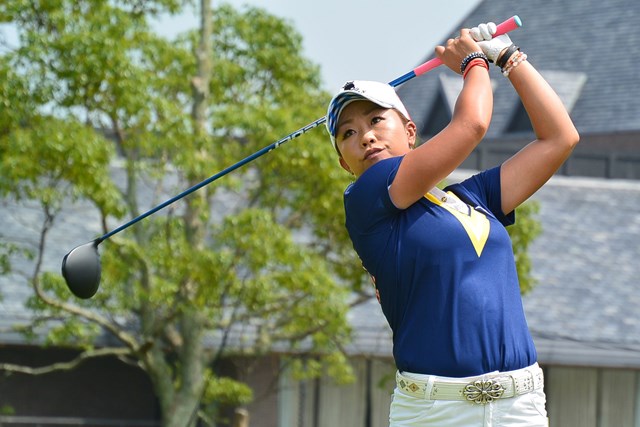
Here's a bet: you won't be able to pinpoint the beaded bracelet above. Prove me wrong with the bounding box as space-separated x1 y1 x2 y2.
501 51 528 77
460 52 489 75
462 58 489 79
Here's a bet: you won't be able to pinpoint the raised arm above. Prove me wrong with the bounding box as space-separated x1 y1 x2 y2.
389 29 494 209
470 24 580 214
499 60 580 213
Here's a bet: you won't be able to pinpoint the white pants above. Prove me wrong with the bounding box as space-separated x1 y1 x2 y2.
389 368 549 426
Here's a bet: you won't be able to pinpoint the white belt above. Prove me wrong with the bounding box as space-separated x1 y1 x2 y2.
396 364 544 405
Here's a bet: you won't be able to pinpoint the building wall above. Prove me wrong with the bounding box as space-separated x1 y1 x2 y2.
0 348 281 427
0 345 159 423
546 366 640 427
2 347 639 427
277 358 395 427
225 355 281 427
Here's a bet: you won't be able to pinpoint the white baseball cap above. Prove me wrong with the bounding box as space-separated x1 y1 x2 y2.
326 80 411 150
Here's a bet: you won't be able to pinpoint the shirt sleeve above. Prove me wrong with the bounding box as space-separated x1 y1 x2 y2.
447 165 515 227
343 157 403 234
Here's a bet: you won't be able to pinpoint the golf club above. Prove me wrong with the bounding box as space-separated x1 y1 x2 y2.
61 15 522 299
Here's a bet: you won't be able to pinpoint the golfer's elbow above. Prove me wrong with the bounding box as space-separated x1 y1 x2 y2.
554 124 580 153
464 116 490 142
566 126 580 150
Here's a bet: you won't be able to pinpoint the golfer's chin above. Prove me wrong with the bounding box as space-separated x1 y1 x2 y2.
363 151 390 168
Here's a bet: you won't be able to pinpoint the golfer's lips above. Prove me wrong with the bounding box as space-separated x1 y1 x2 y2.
364 147 384 161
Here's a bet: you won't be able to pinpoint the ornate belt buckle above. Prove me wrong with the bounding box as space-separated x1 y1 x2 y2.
463 379 505 404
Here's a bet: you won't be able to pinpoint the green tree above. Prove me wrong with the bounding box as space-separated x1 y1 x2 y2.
0 1 358 425
509 201 542 295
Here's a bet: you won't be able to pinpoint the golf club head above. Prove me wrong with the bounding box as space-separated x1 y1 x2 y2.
61 240 101 299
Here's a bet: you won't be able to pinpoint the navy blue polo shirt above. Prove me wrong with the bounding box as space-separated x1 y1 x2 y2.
344 156 536 377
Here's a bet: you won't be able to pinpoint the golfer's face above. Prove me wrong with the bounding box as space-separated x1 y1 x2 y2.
336 101 414 177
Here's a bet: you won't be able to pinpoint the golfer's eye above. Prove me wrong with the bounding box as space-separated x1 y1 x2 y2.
371 116 383 125
341 129 355 140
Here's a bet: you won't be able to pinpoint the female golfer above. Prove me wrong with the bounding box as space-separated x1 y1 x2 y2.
325 23 578 426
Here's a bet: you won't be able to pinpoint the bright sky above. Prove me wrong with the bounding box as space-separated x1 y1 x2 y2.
152 0 482 91
0 1 481 91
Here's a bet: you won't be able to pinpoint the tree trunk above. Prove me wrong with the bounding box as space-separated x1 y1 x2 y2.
233 409 250 427
159 2 214 426
186 0 213 246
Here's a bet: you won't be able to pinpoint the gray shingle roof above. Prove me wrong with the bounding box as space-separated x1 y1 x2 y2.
397 0 640 137
523 174 640 366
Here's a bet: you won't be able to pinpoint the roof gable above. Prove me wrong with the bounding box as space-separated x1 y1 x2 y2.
398 0 640 137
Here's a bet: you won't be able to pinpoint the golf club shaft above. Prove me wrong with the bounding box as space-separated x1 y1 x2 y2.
98 15 522 243
99 117 324 242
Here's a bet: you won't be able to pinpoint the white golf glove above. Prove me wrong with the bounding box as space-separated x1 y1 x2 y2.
470 22 513 63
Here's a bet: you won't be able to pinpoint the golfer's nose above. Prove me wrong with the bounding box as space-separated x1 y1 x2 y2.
361 129 376 147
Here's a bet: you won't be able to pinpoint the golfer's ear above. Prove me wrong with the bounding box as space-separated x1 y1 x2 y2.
406 121 417 149
339 157 353 174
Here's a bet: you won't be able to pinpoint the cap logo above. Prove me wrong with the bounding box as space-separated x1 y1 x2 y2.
342 81 367 96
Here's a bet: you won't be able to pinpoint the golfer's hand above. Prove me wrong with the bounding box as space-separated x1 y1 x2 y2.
471 22 512 63
435 28 483 74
